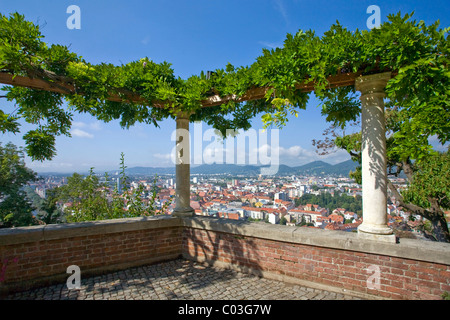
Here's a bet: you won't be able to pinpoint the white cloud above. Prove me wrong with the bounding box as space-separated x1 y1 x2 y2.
28 162 74 170
70 121 101 138
154 153 172 160
72 121 102 131
258 41 283 49
318 149 352 165
72 121 87 128
71 128 94 139
154 153 175 165
141 35 151 45
256 144 350 166
279 145 315 158
203 146 229 164
89 121 102 131
258 144 315 160
273 0 289 25
150 143 351 168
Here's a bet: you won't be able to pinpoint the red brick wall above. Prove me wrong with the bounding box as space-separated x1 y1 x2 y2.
0 226 182 293
182 228 450 300
2 217 448 300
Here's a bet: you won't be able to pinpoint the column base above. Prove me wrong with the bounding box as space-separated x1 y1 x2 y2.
358 224 397 243
172 207 195 217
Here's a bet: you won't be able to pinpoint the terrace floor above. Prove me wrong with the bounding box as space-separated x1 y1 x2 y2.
3 259 364 300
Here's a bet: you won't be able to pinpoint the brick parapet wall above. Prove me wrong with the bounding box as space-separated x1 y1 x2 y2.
182 217 450 300
0 216 183 295
1 215 449 299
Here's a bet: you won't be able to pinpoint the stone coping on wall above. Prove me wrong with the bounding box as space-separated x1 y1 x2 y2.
1 215 449 266
0 215 182 246
182 216 450 266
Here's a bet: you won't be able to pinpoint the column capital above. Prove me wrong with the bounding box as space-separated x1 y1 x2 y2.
355 72 392 97
175 110 194 120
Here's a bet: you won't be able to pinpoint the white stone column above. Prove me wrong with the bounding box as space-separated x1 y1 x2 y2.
173 112 194 217
355 72 396 242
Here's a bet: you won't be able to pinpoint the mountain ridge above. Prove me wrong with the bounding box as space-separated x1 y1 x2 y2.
123 159 358 177
37 160 359 177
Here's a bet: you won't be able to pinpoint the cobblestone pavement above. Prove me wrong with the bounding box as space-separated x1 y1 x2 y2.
4 259 363 300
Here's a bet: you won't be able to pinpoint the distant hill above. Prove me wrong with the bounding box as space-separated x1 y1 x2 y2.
284 160 358 177
124 166 175 175
123 159 359 177
292 160 333 175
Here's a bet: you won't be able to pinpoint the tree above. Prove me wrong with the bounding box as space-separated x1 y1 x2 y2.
315 117 450 242
0 142 37 227
298 215 314 227
22 185 65 224
294 192 362 217
52 153 172 222
36 188 65 224
399 151 450 241
54 170 110 222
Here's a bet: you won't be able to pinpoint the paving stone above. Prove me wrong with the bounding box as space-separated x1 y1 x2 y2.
305 291 319 299
3 259 364 301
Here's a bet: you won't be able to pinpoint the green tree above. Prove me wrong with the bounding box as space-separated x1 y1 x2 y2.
53 154 172 222
0 142 37 227
295 192 362 217
36 188 65 224
22 186 65 224
316 119 450 242
400 151 450 242
56 169 110 222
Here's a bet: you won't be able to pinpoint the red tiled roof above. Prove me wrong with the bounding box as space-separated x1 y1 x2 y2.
242 207 283 214
328 213 344 223
289 209 321 215
219 212 240 220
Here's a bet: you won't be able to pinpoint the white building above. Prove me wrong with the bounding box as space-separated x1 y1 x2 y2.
344 212 358 221
274 192 287 201
268 212 280 225
245 209 266 220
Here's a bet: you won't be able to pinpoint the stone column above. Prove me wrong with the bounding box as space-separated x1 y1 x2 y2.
355 72 396 242
173 112 194 217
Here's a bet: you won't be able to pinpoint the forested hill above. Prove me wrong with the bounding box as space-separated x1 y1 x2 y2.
124 160 358 177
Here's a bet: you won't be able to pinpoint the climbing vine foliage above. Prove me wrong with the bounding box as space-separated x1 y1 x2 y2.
0 12 448 161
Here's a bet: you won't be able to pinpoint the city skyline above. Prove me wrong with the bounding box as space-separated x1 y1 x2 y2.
1 0 449 173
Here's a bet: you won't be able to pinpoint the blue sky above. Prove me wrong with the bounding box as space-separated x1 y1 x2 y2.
1 0 449 173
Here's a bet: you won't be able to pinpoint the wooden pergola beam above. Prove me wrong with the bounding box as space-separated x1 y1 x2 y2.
0 72 159 106
0 72 74 95
0 70 378 109
201 71 365 107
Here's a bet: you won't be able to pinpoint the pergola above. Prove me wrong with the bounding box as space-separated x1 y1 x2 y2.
0 68 397 242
